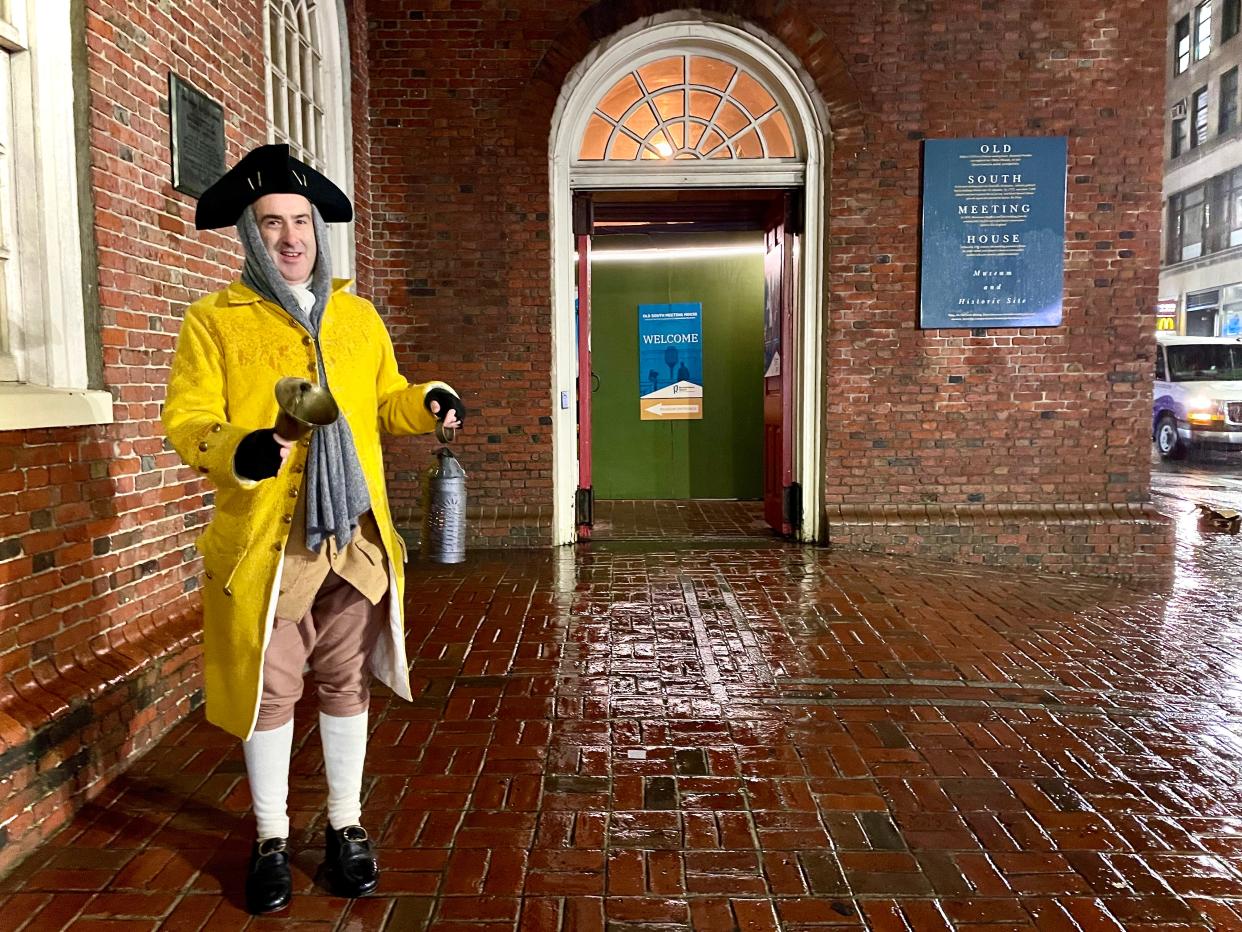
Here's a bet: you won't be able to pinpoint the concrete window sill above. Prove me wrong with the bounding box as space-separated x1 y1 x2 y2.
0 383 115 431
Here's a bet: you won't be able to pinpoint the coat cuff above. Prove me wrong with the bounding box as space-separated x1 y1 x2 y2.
381 381 457 435
183 420 261 491
421 381 457 404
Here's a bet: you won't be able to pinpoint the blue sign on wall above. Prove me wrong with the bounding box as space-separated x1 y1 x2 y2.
638 303 703 420
919 137 1067 329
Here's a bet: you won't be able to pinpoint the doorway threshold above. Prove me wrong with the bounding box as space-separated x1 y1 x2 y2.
589 499 779 541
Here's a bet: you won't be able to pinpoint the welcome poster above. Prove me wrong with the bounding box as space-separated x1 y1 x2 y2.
638 303 703 421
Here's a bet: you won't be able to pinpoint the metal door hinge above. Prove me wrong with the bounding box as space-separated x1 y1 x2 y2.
784 482 802 531
576 487 594 526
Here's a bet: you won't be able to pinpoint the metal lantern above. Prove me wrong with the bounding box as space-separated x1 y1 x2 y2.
420 426 467 563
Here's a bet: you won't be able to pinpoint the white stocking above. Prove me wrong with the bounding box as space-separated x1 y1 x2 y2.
242 719 293 840
319 710 368 829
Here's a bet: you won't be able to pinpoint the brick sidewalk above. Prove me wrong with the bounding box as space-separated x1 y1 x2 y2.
3 539 1242 930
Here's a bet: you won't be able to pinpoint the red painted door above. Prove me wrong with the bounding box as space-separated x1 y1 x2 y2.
763 197 796 535
575 197 593 538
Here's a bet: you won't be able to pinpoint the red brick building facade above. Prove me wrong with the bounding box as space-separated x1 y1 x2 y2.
0 0 1168 871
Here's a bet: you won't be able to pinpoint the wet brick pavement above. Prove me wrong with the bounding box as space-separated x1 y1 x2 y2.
3 524 1242 929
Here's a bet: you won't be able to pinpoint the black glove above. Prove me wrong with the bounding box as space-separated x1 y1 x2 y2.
233 429 285 481
424 388 466 425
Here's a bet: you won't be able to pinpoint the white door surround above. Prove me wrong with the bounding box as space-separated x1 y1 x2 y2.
548 15 830 545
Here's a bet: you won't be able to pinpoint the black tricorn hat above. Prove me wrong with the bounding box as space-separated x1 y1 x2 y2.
193 143 353 230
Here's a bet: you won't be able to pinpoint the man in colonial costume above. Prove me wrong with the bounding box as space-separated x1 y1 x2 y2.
163 144 463 914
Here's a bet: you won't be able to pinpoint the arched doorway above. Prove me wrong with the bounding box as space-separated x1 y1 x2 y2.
548 15 829 545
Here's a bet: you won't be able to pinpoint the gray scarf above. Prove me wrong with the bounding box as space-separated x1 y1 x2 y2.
237 205 371 552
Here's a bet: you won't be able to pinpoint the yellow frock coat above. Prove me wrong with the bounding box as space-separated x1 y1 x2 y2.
163 279 449 738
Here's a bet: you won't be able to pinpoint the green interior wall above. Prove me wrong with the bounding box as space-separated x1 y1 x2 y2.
590 233 765 500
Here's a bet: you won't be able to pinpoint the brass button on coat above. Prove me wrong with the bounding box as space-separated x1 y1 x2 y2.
302 336 312 346
282 514 293 523
273 542 282 552
222 587 232 597
289 488 298 497
198 442 209 452
211 424 222 432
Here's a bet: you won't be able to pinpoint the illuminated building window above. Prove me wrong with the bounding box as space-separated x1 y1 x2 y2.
1195 1 1214 60
1176 16 1191 74
578 54 798 161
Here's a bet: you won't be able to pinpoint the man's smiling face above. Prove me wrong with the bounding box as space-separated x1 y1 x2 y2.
254 193 317 284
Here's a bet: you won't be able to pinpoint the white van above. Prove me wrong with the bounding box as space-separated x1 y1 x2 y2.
1153 333 1242 459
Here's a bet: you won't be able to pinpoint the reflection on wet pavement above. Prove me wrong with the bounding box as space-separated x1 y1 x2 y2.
4 521 1242 928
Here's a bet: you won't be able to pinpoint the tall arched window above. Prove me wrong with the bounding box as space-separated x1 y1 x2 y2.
263 0 354 277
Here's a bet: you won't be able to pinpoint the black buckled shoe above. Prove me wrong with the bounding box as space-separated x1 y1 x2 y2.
323 825 379 897
245 837 292 915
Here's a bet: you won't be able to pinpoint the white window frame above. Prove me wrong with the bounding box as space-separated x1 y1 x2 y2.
0 5 25 385
1192 85 1210 147
1196 0 1214 61
263 0 355 281
0 0 112 431
1176 15 1192 74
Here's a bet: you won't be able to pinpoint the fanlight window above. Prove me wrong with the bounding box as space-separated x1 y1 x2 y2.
578 54 796 161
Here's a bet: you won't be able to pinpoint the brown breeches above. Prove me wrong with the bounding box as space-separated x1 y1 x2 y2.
254 570 387 732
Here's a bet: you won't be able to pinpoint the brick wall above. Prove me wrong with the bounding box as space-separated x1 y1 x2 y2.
0 0 372 876
366 2 564 525
367 0 1171 564
820 3 1162 510
345 0 375 295
807 1 1174 568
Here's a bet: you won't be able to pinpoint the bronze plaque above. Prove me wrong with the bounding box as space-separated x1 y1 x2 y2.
169 73 225 199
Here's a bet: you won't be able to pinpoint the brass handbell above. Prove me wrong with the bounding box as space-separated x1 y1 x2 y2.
273 377 340 441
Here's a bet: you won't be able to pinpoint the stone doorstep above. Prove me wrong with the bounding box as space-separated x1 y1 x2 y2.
391 502 1176 585
827 502 1170 526
0 610 202 878
400 503 1169 533
822 502 1176 582
394 502 1173 554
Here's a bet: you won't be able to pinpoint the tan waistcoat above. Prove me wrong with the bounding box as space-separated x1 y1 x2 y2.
275 481 389 621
